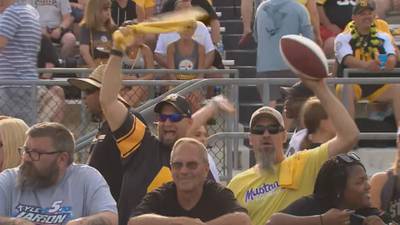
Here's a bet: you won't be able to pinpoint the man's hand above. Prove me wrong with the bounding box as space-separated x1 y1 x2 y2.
172 217 206 225
210 95 235 114
384 55 397 71
364 60 381 72
363 215 385 225
50 28 62 40
321 209 353 225
6 218 35 225
66 218 87 225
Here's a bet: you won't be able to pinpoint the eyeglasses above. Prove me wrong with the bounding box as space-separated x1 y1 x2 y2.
170 161 199 170
83 88 99 95
159 113 188 122
250 124 284 135
336 152 361 163
18 146 62 161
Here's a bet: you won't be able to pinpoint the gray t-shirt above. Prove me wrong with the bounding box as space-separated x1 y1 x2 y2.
29 0 71 28
0 164 117 224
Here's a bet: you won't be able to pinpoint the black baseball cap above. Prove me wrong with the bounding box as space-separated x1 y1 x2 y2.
154 94 192 116
353 0 376 15
281 82 314 99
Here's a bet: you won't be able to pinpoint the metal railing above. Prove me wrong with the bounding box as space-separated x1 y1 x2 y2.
1 67 399 180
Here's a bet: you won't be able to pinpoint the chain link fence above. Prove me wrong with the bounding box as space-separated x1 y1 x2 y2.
0 68 239 179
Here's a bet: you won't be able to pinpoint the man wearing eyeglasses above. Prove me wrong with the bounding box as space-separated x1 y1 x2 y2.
227 78 360 225
128 137 251 225
0 122 118 225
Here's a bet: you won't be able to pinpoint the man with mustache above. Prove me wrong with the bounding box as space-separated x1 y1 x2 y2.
0 122 118 225
227 76 360 225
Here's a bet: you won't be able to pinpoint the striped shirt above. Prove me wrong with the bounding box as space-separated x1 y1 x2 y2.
0 1 41 80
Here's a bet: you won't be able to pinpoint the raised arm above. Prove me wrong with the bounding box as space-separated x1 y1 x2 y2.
99 27 138 131
186 95 235 137
301 78 359 157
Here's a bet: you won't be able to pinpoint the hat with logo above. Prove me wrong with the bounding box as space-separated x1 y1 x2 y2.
250 106 285 129
67 64 129 105
353 0 376 14
154 94 192 116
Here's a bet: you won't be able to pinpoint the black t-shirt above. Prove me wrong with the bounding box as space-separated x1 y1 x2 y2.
111 0 137 27
37 35 60 68
88 121 123 202
281 195 390 225
160 0 217 26
114 112 172 225
133 181 247 221
317 0 355 29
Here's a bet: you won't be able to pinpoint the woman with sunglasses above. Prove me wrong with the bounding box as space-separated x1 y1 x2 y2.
370 135 400 224
267 153 392 225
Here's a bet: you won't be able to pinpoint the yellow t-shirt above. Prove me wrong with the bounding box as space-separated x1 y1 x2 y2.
297 0 308 5
133 0 155 8
227 144 329 225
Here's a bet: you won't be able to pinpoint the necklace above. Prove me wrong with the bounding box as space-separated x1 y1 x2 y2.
349 21 381 60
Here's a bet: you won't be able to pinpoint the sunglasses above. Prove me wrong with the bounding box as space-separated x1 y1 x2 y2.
336 152 360 163
159 113 188 122
170 161 199 170
250 124 284 135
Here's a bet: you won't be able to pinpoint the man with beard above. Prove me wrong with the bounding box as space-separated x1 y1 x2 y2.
0 122 117 225
128 137 251 225
227 77 359 225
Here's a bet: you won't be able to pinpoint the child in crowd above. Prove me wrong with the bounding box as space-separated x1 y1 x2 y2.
167 21 205 111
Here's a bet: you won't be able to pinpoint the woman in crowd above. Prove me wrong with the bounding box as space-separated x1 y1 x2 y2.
298 97 336 150
370 135 400 223
267 153 392 225
286 96 335 156
0 117 29 171
79 0 116 68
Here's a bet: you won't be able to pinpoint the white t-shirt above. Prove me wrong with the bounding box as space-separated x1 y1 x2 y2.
155 21 215 55
286 128 307 156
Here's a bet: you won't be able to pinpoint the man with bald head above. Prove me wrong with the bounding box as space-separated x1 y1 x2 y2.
128 138 251 225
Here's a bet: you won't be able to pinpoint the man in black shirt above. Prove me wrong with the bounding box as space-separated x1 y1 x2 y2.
129 137 251 225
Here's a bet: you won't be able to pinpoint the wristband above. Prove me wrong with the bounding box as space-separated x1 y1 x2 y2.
110 49 123 57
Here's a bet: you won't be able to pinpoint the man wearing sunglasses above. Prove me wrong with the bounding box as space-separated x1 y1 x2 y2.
128 137 251 225
97 39 234 225
227 77 360 225
0 122 117 225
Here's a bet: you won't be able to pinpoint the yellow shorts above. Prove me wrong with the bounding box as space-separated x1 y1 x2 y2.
336 84 390 101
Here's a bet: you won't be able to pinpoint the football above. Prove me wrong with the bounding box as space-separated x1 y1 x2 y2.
279 35 329 80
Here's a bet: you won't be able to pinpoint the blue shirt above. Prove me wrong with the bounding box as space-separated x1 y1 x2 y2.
254 0 314 72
